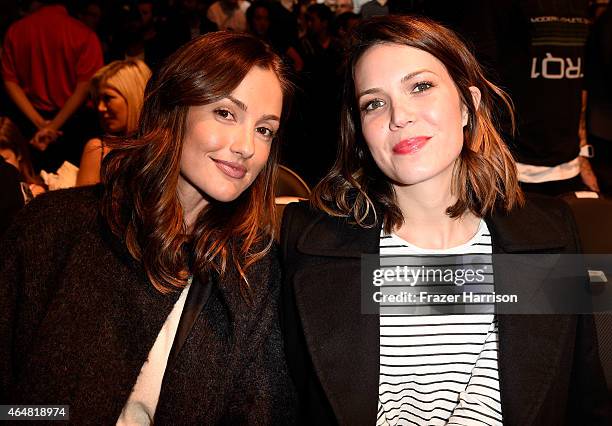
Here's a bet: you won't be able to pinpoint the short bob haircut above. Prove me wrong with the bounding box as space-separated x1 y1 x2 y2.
313 15 524 233
101 32 293 295
90 59 152 134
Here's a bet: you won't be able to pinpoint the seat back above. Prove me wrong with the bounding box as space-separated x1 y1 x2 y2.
275 165 311 199
562 193 612 392
274 165 310 228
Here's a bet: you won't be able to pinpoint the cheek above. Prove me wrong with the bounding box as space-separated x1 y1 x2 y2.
253 143 272 174
361 115 387 154
185 122 227 154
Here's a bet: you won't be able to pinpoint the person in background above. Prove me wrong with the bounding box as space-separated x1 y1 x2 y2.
164 0 218 51
359 0 388 19
334 11 360 48
247 1 304 71
334 0 354 15
1 0 103 172
0 157 23 236
281 15 610 425
77 0 103 32
0 31 295 423
297 3 343 185
0 116 45 197
207 0 251 31
76 59 151 186
460 0 598 196
587 1 612 195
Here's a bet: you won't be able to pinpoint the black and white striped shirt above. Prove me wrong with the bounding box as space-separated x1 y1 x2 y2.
377 220 503 426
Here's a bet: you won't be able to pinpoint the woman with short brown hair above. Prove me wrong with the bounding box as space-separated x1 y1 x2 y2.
281 15 609 425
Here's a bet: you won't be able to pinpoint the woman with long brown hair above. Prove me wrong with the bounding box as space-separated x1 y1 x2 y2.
281 15 609 425
0 32 295 423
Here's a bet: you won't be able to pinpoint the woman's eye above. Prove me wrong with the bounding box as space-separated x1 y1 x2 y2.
256 126 275 139
214 108 234 120
363 99 385 112
413 81 433 93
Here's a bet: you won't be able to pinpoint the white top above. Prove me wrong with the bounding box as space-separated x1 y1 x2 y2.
377 220 503 426
116 283 191 426
516 156 580 183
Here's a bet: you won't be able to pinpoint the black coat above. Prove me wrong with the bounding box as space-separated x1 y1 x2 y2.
280 195 610 425
0 186 295 424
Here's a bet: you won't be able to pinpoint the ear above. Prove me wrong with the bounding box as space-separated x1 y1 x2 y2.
462 86 481 127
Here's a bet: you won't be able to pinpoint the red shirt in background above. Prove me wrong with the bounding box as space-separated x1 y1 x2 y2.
1 5 104 112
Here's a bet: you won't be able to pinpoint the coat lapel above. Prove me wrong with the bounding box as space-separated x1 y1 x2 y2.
293 214 381 425
487 204 575 426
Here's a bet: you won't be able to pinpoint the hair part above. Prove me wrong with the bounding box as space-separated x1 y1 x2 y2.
101 32 293 296
313 15 524 233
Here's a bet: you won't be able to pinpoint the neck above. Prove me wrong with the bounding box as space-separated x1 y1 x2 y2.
376 0 387 6
392 173 480 250
177 178 209 233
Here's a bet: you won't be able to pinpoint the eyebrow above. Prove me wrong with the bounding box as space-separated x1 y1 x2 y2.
227 95 247 111
226 95 280 122
356 69 431 99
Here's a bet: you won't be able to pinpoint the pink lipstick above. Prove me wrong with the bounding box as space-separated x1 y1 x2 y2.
392 137 431 155
213 159 247 179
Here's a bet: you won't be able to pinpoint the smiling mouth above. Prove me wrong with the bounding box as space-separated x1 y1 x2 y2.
213 158 247 179
392 137 431 155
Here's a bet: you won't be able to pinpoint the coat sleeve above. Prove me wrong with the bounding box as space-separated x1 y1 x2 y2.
0 189 95 403
0 211 21 402
223 248 297 425
562 201 612 423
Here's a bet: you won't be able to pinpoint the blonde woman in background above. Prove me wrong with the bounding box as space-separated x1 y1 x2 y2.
76 59 151 186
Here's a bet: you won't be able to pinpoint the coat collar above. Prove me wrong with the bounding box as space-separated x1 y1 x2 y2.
296 198 571 258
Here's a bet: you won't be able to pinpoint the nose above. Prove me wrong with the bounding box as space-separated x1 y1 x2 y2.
97 100 107 113
230 127 255 159
389 101 414 131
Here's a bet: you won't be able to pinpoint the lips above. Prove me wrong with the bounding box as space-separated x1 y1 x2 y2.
392 136 431 155
213 158 247 179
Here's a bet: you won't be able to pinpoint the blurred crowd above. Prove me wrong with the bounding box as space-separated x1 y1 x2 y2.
0 0 611 214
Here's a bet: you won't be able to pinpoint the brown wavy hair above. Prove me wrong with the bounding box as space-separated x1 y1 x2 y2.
313 15 524 233
101 32 293 295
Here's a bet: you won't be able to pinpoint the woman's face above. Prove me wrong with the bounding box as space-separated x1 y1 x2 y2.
98 85 129 134
251 7 271 36
355 43 478 190
178 66 283 206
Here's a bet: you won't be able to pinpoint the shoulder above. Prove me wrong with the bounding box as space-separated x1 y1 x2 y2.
281 201 325 234
8 185 102 241
3 15 29 41
488 193 579 252
83 137 104 152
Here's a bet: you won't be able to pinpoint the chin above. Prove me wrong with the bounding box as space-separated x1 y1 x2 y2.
206 184 250 203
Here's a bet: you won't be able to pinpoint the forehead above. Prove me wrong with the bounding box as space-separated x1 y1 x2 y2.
231 66 283 114
354 43 451 88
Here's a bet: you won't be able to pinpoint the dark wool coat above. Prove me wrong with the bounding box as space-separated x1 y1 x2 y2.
280 195 611 426
0 186 295 425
